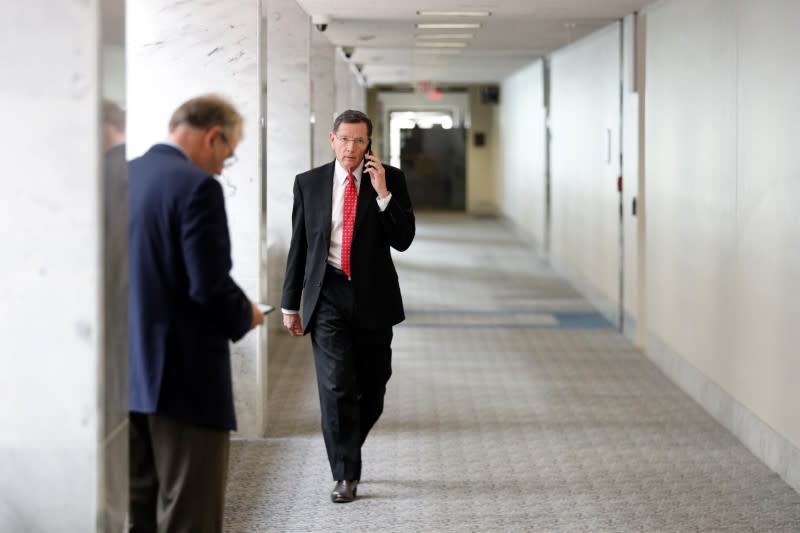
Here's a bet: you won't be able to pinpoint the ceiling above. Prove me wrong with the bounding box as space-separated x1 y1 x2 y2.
294 0 655 87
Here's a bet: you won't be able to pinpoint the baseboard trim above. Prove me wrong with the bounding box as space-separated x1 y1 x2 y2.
506 219 800 493
647 332 800 494
547 254 621 329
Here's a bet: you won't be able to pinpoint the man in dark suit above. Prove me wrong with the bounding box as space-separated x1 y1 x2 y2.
281 110 415 503
128 95 264 532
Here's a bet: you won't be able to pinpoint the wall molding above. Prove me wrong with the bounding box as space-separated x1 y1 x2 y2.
514 216 800 494
647 332 800 494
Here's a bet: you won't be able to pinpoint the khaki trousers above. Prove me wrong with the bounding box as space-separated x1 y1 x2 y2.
129 413 230 533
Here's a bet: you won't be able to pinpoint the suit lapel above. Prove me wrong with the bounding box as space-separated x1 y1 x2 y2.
353 172 375 239
320 162 335 250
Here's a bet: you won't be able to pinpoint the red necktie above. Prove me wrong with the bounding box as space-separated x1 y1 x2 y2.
341 173 358 278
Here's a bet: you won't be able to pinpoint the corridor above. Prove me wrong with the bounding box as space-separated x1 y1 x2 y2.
224 214 800 532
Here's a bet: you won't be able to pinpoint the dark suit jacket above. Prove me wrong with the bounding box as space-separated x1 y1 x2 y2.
281 160 415 331
128 144 251 431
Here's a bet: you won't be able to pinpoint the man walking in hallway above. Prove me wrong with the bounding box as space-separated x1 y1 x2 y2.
281 109 415 503
128 94 264 532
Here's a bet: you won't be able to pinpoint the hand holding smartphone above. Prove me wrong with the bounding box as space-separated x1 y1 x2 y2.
250 302 274 329
257 303 275 315
363 141 389 198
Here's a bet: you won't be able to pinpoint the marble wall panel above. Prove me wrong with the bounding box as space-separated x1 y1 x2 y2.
264 0 311 319
311 31 336 167
1 1 108 530
127 0 263 435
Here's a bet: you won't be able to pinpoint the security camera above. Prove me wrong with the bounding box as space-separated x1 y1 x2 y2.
341 46 354 59
312 14 330 32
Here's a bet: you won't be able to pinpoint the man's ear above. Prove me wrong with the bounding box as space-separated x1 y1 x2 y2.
205 125 223 147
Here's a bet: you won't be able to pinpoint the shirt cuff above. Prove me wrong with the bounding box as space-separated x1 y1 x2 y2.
281 308 299 315
376 192 392 211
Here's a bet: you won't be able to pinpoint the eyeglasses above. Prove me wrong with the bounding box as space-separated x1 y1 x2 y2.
219 132 239 168
335 136 369 147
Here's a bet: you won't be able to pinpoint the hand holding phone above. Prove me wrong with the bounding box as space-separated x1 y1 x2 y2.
250 302 274 329
363 142 389 198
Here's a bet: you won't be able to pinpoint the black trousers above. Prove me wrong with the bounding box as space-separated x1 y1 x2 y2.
129 413 230 533
310 265 393 481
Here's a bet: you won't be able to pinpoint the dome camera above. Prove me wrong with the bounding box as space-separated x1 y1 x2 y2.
341 46 354 59
312 14 330 32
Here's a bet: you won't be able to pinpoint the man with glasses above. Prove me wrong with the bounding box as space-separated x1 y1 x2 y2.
128 94 264 532
282 109 415 503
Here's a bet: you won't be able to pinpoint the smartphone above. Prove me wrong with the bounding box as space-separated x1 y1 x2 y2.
257 303 275 315
364 140 373 169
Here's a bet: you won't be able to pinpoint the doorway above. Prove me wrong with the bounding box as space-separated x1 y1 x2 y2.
389 110 466 210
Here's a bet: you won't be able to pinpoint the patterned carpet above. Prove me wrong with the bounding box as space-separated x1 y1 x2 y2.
224 213 800 532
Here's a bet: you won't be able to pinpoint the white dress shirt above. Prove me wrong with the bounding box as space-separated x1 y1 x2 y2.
282 159 392 315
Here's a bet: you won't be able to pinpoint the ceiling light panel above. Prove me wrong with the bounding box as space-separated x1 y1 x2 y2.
415 42 468 48
416 11 491 17
413 49 463 55
416 23 481 29
415 33 474 39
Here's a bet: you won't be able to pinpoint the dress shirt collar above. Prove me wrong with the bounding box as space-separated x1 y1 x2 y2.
334 158 364 187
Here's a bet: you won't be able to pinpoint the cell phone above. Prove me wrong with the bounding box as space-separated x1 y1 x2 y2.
364 140 373 169
257 303 275 315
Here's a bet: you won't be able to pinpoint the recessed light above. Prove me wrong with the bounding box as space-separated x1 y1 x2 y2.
416 23 482 29
417 11 491 17
415 42 468 48
415 33 474 39
414 49 463 55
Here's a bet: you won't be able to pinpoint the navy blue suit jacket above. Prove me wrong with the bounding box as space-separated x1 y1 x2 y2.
128 144 251 431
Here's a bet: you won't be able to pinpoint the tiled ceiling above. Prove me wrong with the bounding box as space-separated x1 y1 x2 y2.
294 0 656 86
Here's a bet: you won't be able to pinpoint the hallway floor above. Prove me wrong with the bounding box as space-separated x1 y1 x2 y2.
224 213 800 532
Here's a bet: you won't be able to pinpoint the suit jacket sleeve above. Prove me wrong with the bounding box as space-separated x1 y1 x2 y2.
180 177 252 342
281 175 308 311
379 168 415 251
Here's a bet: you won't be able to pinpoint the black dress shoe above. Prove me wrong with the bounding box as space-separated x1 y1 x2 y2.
331 480 358 503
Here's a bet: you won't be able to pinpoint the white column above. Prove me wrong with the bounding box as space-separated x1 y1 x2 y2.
335 52 366 114
311 31 336 167
127 0 264 435
0 1 127 530
350 70 367 112
264 0 311 326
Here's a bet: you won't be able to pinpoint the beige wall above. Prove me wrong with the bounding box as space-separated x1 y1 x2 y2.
487 0 800 492
645 0 800 452
498 61 547 246
549 23 623 323
495 17 643 336
621 14 642 339
467 87 499 215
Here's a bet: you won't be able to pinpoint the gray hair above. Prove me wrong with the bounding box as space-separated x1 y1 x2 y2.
333 109 372 138
168 94 242 138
